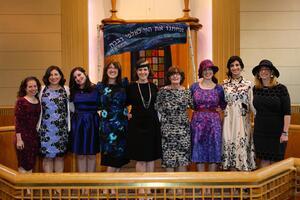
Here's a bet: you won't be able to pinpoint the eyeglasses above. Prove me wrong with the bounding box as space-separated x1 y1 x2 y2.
259 67 271 72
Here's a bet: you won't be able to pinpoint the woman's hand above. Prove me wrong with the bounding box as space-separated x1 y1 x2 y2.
127 113 132 120
16 139 24 150
280 134 288 143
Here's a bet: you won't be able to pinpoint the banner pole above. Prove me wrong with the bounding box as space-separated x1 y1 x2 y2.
97 24 102 81
187 25 197 84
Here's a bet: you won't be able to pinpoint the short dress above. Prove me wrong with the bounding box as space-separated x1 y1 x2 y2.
38 87 69 158
15 97 41 171
155 88 193 168
98 81 129 168
190 83 227 163
253 84 291 161
70 86 100 155
126 82 161 161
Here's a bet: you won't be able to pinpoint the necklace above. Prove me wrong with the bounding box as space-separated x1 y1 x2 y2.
137 82 151 109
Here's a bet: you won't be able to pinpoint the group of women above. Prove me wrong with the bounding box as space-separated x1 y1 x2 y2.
14 56 291 180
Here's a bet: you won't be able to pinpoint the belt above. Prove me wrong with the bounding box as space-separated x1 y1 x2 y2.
196 108 218 113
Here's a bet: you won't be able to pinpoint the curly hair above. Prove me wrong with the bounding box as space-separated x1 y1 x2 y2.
17 76 41 98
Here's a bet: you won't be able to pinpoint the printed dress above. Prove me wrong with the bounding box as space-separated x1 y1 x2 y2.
98 82 129 168
15 97 41 170
156 88 193 168
253 84 291 161
39 87 68 158
222 78 256 171
70 86 100 155
190 83 226 163
126 82 161 161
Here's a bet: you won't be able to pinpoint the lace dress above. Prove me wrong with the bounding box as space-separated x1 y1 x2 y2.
156 88 192 168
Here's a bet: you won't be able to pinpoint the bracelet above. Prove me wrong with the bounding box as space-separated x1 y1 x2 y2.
282 131 288 136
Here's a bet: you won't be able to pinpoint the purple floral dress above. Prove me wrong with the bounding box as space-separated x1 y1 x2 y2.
190 83 226 163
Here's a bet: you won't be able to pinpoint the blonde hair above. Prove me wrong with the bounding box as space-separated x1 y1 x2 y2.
254 74 278 89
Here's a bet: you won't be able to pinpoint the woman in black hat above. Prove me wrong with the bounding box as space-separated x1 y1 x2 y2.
252 59 291 168
126 58 161 176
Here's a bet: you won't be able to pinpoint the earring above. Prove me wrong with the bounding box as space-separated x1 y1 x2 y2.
271 75 274 78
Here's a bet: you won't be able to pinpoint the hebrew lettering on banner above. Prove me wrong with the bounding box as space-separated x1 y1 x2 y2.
104 23 188 56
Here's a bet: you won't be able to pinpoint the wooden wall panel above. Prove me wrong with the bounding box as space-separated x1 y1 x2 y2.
0 34 61 51
212 0 240 82
241 0 300 11
240 0 300 104
0 127 17 170
0 0 62 106
241 12 300 30
0 52 62 70
0 0 61 14
61 0 89 76
0 15 60 33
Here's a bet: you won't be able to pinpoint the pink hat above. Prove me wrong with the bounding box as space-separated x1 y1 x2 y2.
198 59 219 77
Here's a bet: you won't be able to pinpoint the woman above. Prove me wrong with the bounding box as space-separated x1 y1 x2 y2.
190 59 226 172
126 59 161 175
98 61 129 172
222 56 256 171
15 76 41 174
37 66 70 173
252 59 291 168
69 67 100 173
156 66 192 172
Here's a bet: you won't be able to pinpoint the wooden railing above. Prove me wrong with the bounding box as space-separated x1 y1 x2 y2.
0 158 299 199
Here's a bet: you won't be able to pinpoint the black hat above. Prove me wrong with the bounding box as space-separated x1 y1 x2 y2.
136 59 150 69
252 59 280 77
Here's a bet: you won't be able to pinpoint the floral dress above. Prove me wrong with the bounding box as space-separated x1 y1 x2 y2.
98 82 129 168
190 83 227 163
222 78 256 171
39 87 68 158
156 88 193 168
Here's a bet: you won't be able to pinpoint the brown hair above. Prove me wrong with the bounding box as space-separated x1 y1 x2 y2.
42 65 66 86
69 67 94 101
102 61 122 85
165 66 185 85
254 74 278 89
134 58 153 81
17 76 41 98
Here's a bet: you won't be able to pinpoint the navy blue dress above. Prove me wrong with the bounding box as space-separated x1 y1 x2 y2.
70 86 100 155
98 81 129 168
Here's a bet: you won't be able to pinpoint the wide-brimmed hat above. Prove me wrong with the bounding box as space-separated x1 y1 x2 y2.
252 59 280 77
199 59 219 73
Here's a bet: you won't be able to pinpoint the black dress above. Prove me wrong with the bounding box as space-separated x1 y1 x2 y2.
126 82 161 161
253 84 291 161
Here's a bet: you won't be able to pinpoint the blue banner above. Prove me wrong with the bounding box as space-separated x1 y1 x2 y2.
104 23 187 56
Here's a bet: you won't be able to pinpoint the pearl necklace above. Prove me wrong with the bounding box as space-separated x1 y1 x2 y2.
137 82 151 109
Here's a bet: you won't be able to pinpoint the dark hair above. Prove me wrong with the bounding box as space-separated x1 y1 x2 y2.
102 61 122 85
134 58 153 81
198 67 218 84
17 76 41 98
42 65 66 86
69 67 94 101
226 56 244 78
165 66 185 85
